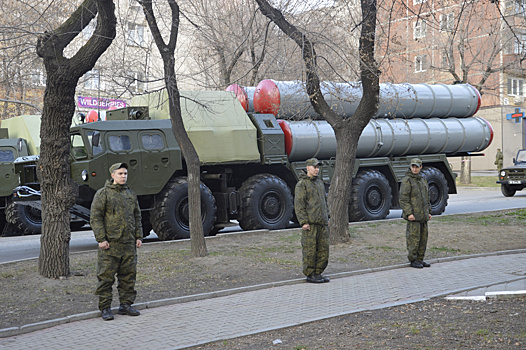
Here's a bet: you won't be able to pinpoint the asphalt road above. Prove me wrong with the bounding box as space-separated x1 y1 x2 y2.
1 187 525 264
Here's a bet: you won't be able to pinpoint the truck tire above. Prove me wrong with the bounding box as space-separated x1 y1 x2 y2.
349 169 392 221
5 202 42 235
238 174 294 231
0 210 6 236
501 184 516 197
151 177 216 241
421 166 449 215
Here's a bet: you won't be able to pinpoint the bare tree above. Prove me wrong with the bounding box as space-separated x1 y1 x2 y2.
376 0 526 183
254 0 380 244
35 0 116 278
140 0 207 257
180 0 271 89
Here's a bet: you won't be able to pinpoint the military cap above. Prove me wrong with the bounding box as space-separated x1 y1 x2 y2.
305 158 322 167
109 162 128 174
410 158 422 167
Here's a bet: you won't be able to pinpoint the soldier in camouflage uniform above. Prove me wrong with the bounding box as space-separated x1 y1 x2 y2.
294 158 330 283
399 158 432 269
91 162 143 321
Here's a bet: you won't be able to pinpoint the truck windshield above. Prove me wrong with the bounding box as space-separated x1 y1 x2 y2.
517 150 526 163
0 148 15 162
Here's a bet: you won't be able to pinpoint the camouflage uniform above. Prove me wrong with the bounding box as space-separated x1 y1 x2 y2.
495 149 503 172
91 179 143 311
399 168 431 263
294 173 329 278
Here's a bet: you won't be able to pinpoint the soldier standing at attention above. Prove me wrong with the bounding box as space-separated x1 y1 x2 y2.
294 158 330 283
91 162 143 321
399 158 432 269
495 148 503 172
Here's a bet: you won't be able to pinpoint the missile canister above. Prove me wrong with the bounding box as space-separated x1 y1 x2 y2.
249 79 481 120
278 117 493 161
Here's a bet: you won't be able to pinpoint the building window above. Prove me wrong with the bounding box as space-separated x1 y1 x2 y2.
413 20 426 39
82 69 103 90
413 0 427 4
439 13 454 32
30 69 46 86
441 52 450 68
508 78 524 96
514 33 526 54
127 23 146 47
515 0 525 14
128 71 144 93
415 55 428 72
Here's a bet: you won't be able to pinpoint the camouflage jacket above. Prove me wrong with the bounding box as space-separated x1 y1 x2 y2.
91 179 143 244
294 174 329 226
399 169 431 222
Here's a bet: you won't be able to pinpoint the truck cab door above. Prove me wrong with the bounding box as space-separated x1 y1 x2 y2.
139 130 170 190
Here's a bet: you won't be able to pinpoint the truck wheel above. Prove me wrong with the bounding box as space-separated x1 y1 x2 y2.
501 184 516 197
421 166 449 215
5 202 42 235
349 169 392 221
238 174 293 231
151 177 216 240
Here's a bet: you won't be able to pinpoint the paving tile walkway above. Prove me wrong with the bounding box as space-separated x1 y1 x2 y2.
1 252 525 350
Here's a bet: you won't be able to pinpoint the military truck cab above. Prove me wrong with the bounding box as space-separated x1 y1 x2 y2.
497 149 526 196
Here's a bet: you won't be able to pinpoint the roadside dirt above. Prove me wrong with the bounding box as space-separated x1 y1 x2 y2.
1 209 526 348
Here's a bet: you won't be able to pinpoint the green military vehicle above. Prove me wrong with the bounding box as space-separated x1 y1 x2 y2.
1 115 86 236
497 149 526 197
0 128 33 235
12 87 493 240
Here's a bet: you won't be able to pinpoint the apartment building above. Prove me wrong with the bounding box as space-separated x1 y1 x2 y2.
377 0 526 171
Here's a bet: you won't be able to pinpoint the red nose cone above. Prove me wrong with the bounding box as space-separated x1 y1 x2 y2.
277 119 292 156
86 110 99 123
226 84 248 111
254 79 280 115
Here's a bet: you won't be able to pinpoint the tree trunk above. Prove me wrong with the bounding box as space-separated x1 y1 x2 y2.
327 127 356 244
255 0 379 244
459 156 471 184
142 0 207 257
35 0 116 278
166 78 207 257
38 78 78 277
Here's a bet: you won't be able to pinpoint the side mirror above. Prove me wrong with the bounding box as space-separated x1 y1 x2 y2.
92 132 100 147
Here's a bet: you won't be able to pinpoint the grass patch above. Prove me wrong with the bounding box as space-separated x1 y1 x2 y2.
429 246 461 253
456 176 500 188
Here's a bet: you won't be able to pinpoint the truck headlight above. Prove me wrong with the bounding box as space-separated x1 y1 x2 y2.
500 170 506 177
81 169 88 181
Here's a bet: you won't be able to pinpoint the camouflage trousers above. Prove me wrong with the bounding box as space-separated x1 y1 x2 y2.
405 221 429 263
96 246 137 311
301 224 329 277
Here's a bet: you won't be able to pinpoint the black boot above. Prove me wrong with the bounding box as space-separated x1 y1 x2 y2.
410 261 423 268
118 303 140 316
101 307 114 321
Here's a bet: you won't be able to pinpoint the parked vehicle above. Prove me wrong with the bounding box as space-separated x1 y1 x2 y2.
1 115 86 235
13 82 493 240
0 127 33 235
497 149 526 197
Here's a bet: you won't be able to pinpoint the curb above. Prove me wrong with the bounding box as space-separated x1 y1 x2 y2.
2 248 526 339
445 290 526 302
